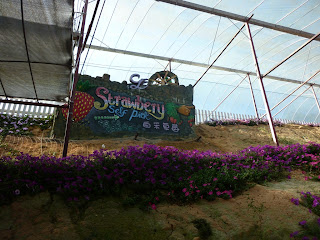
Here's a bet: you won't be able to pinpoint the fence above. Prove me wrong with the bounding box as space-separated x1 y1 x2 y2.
195 109 314 125
0 101 315 125
0 100 55 118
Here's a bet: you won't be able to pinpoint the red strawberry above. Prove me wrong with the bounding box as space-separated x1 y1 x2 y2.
62 91 94 122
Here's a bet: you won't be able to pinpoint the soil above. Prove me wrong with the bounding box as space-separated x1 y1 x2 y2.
0 123 320 239
2 123 320 157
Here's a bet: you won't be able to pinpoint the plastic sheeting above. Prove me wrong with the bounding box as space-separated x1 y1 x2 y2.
78 0 320 122
0 0 73 102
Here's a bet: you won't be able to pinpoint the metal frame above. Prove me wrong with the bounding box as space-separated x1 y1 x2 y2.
212 75 247 112
263 30 320 77
88 44 320 88
260 70 320 118
311 86 320 113
246 22 279 146
273 86 312 118
20 0 39 101
193 22 247 87
0 99 68 108
156 0 320 41
62 0 89 157
247 74 259 119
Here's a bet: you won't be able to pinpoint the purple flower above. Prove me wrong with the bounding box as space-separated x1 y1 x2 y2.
290 231 299 238
14 189 20 195
298 220 306 226
291 198 299 205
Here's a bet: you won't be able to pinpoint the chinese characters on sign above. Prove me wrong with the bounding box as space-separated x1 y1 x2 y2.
142 121 180 133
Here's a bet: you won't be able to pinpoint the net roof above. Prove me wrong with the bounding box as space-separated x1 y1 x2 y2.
0 0 73 103
79 0 320 122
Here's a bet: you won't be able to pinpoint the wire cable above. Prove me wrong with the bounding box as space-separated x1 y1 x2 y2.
20 0 39 101
80 0 107 75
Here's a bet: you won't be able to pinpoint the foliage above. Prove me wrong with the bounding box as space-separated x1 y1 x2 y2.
206 118 284 127
165 102 180 123
0 143 320 207
0 114 52 137
76 79 95 92
291 192 320 239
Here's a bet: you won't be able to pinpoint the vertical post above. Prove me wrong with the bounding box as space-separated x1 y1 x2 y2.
311 86 320 113
245 22 279 146
63 0 89 157
247 74 259 119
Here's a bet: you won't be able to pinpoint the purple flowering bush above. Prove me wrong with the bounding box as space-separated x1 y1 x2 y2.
290 192 320 239
0 114 52 137
206 118 284 127
1 143 320 207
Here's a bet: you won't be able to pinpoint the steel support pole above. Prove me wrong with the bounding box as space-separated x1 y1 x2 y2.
246 22 279 146
260 69 320 118
212 75 247 112
263 30 320 77
63 0 89 157
247 74 259 119
273 86 312 117
193 21 248 87
311 86 320 113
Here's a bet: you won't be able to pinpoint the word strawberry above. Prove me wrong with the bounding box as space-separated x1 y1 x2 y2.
62 91 94 122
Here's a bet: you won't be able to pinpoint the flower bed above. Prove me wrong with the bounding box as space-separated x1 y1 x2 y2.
1 143 319 207
205 118 320 127
0 114 52 137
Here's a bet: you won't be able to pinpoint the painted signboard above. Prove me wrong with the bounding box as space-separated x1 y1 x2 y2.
54 75 195 139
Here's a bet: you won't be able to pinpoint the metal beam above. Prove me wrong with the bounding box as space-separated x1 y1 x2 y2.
247 74 259 119
87 44 320 88
193 22 247 87
212 75 247 112
311 86 320 113
263 30 320 77
273 85 312 117
246 22 279 146
260 69 320 118
156 0 320 41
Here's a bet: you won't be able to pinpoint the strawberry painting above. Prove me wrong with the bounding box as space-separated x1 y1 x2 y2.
62 91 94 122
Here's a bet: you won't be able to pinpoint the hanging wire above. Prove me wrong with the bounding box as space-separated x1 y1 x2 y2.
80 0 107 75
144 8 188 77
146 11 204 78
114 0 140 48
105 0 141 74
227 0 316 73
208 16 221 64
299 42 312 83
161 13 202 57
101 0 119 44
124 2 156 50
84 0 119 71
290 2 320 28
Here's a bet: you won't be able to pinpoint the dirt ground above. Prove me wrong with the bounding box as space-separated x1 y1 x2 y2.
1 170 319 240
1 124 320 240
1 123 320 157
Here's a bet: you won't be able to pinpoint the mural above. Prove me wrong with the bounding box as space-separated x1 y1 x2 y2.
54 75 195 139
